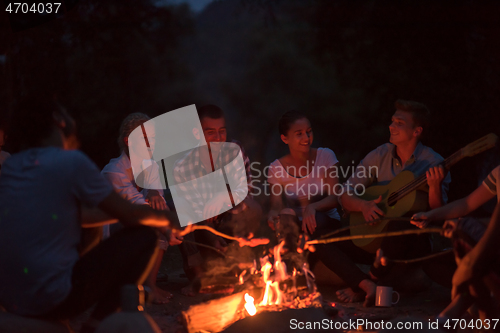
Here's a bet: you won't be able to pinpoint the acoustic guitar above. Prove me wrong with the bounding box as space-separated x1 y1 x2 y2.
349 133 498 253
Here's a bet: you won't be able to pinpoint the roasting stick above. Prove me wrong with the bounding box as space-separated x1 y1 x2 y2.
307 227 442 245
389 249 453 264
319 217 415 239
176 224 270 247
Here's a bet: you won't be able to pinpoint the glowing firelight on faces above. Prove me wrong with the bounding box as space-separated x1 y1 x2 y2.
244 293 256 316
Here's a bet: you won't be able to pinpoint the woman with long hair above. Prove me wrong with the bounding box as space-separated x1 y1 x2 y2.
267 110 377 306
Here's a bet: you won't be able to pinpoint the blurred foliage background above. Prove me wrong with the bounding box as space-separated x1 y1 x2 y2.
1 0 499 213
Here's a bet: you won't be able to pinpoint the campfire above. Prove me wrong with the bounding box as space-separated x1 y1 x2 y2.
182 241 323 333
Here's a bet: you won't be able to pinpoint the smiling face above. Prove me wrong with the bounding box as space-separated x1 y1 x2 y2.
200 116 227 144
281 117 313 153
389 110 422 145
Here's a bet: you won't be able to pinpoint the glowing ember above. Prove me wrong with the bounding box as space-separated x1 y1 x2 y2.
244 293 256 316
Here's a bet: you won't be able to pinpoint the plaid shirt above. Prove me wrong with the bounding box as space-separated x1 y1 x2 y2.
173 139 252 221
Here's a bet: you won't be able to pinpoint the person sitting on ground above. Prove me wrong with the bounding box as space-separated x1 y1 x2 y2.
0 96 181 333
102 113 173 304
434 209 500 326
412 164 500 225
266 111 351 295
172 104 261 294
413 164 500 322
332 100 450 305
0 124 11 176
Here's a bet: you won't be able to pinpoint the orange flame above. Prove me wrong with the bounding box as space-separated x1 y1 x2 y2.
244 293 256 316
258 241 287 306
259 263 273 305
239 270 246 284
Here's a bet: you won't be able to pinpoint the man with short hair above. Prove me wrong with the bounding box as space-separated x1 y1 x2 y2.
343 100 450 218
0 96 179 332
172 105 261 292
329 100 451 305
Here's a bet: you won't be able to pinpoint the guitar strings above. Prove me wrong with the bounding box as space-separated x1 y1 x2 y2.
387 149 462 204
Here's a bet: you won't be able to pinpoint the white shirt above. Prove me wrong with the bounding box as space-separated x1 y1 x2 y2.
101 152 165 239
101 152 164 205
267 148 340 220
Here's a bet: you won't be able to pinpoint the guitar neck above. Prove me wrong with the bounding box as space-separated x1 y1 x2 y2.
413 148 464 189
387 133 497 206
388 148 463 205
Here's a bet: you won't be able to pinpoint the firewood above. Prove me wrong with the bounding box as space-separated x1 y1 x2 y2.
222 307 335 333
182 291 247 333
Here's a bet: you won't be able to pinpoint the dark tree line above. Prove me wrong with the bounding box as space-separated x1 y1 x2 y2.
1 0 499 212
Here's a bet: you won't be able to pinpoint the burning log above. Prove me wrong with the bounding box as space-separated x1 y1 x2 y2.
222 307 335 333
181 226 331 333
182 291 247 333
182 289 324 333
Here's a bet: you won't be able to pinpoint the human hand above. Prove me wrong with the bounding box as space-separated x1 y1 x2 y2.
441 219 458 239
297 234 316 253
146 190 168 211
169 232 183 246
203 193 232 223
157 227 182 246
411 212 430 228
426 166 446 190
361 195 384 222
302 204 317 234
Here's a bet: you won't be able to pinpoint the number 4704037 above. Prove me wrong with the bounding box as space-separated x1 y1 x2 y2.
443 318 498 330
6 3 61 14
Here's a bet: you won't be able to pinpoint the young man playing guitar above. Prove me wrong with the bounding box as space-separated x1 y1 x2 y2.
334 100 451 305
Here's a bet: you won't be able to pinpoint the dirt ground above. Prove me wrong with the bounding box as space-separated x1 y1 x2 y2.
70 245 459 333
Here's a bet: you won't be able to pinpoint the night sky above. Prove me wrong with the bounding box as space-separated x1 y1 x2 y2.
1 0 500 208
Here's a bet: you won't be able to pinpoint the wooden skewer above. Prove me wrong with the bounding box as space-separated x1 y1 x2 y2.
177 224 270 247
307 227 442 245
319 217 415 239
178 224 240 241
389 249 453 264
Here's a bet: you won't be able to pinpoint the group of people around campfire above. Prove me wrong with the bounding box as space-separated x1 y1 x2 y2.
0 95 499 332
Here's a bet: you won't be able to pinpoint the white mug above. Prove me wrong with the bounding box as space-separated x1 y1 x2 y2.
375 286 400 307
